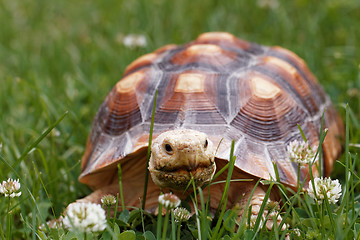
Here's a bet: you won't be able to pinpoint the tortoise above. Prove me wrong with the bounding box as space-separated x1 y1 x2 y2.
77 32 343 225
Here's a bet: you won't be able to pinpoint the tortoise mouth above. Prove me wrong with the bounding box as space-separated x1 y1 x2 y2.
150 163 216 190
155 161 214 172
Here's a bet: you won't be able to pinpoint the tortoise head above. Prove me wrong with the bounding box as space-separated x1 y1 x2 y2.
149 129 216 190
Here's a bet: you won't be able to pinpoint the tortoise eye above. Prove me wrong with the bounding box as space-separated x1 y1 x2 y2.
204 139 208 149
164 143 173 153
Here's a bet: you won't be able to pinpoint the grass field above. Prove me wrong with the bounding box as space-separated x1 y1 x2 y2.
0 0 359 239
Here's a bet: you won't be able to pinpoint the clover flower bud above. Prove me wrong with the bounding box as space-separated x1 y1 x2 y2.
0 178 21 198
101 194 116 206
158 193 181 209
287 140 317 164
173 207 191 222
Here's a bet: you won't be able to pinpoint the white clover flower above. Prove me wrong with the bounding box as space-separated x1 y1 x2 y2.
287 140 317 164
51 128 61 137
293 228 301 237
173 207 191 222
307 177 342 204
257 0 279 9
158 193 181 209
101 194 116 206
63 202 107 232
123 34 147 48
0 178 21 198
39 217 63 231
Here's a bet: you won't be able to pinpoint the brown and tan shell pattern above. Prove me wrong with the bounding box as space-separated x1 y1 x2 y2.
80 32 343 190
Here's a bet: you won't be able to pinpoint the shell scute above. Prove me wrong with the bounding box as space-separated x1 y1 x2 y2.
100 68 161 136
196 32 252 52
171 43 237 67
233 139 272 179
266 144 297 183
230 72 307 142
261 56 324 116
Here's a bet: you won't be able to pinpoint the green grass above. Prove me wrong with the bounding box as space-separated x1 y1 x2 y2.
0 0 359 239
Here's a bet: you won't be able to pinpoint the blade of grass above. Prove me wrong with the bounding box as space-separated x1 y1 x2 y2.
217 208 237 238
212 162 229 180
341 203 360 239
297 123 308 142
161 208 170 240
156 201 163 240
31 160 60 236
11 111 68 169
306 116 329 225
0 154 50 234
233 179 261 238
336 161 360 181
118 164 126 211
305 135 329 236
185 175 204 239
339 103 359 129
278 192 299 232
247 205 252 228
0 222 4 240
138 198 146 233
252 183 274 234
191 196 202 240
317 110 326 177
349 153 355 225
142 90 157 210
7 198 12 240
19 213 47 240
113 193 119 225
215 140 236 216
270 161 302 230
271 213 280 240
184 173 196 194
32 203 36 240
209 178 252 186
322 190 335 231
272 162 290 204
344 104 350 223
14 188 50 236
198 187 209 240
171 209 176 240
212 140 236 239
338 104 351 218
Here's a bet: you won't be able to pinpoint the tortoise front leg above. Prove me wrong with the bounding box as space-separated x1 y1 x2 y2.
77 178 162 213
233 183 284 230
76 183 120 204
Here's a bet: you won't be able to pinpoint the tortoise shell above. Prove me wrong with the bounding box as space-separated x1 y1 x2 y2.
79 32 343 190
